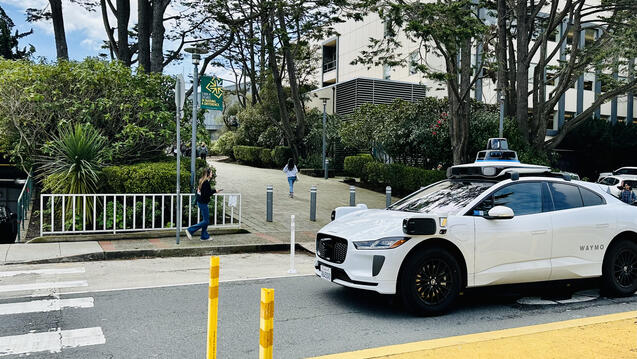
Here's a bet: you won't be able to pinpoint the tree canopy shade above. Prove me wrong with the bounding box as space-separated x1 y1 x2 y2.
0 6 34 60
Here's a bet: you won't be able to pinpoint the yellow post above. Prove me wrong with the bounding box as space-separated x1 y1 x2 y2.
207 256 220 359
259 288 275 359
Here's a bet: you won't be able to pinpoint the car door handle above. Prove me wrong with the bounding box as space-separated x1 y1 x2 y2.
595 224 609 228
531 230 548 235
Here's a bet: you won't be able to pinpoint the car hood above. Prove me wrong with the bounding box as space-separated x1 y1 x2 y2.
319 209 433 241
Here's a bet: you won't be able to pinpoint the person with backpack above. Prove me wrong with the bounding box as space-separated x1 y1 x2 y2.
185 168 222 240
283 158 298 198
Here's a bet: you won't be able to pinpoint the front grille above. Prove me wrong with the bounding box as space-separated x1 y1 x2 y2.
316 234 348 264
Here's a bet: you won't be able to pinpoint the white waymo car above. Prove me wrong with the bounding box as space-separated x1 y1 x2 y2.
315 160 637 315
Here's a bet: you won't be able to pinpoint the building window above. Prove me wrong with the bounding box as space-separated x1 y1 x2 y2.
584 29 597 47
383 64 392 80
322 44 337 73
409 51 419 75
584 80 593 91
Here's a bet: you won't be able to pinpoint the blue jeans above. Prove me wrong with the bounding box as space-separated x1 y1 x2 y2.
288 177 296 193
187 202 209 239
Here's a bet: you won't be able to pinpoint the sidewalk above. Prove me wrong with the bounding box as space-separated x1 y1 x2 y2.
0 232 317 265
2 159 395 265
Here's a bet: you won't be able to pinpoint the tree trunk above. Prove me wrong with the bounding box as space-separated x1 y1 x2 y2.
116 0 130 65
496 0 508 115
138 0 151 72
457 37 472 164
515 0 529 143
264 9 299 160
150 0 168 73
49 0 68 60
276 5 306 152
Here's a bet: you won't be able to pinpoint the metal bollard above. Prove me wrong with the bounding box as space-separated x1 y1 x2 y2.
386 186 392 208
349 186 356 206
207 256 220 359
288 215 297 274
309 186 317 221
266 185 273 222
324 159 329 180
259 288 275 359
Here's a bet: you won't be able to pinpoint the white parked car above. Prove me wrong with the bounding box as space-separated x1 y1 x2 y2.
597 167 637 183
598 175 637 198
316 161 637 315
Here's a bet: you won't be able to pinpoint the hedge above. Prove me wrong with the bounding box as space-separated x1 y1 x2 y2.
233 145 270 167
212 131 237 157
101 158 212 193
362 161 446 196
271 146 293 167
344 154 374 178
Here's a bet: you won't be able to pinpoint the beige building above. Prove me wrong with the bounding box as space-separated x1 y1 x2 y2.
308 3 637 136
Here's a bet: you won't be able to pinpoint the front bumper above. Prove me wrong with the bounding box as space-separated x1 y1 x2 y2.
315 235 408 294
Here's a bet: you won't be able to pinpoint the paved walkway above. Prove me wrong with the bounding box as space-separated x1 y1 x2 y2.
210 159 397 236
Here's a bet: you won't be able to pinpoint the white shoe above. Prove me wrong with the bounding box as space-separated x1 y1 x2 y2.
185 230 192 240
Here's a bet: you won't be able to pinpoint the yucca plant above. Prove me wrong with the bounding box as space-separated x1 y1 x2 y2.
38 123 107 194
38 124 107 230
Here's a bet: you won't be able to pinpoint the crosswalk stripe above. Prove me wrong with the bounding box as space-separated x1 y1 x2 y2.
0 268 85 278
0 281 88 293
0 327 106 356
0 297 94 315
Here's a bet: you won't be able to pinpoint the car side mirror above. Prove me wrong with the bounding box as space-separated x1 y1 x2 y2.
486 206 514 220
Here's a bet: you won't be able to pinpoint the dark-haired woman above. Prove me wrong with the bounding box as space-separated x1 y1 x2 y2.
283 158 298 198
186 168 222 240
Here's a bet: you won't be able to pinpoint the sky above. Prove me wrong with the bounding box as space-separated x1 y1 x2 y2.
0 0 235 80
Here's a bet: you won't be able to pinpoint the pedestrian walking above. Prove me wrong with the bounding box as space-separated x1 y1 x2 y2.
619 183 636 205
200 143 208 161
283 158 298 198
185 168 222 240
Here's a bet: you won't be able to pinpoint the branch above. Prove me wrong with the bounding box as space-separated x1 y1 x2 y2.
185 30 236 97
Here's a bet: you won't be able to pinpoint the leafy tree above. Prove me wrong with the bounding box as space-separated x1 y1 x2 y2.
0 6 34 60
0 59 176 172
25 0 68 59
351 0 490 164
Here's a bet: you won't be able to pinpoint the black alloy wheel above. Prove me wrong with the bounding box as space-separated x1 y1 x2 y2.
602 239 637 297
400 247 461 316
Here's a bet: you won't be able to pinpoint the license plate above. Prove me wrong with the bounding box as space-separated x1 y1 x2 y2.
320 265 332 282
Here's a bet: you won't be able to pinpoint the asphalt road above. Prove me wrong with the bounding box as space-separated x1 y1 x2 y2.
2 263 637 358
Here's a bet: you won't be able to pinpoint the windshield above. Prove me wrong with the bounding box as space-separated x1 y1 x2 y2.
615 168 637 175
389 180 495 215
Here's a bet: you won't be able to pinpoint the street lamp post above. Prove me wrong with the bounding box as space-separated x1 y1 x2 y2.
184 47 207 192
320 97 329 180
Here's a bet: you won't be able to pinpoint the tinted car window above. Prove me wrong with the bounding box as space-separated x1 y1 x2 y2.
580 187 605 207
390 180 495 215
549 183 583 210
491 182 543 216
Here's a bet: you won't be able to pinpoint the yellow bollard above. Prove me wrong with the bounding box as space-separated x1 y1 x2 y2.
207 256 220 359
259 288 275 359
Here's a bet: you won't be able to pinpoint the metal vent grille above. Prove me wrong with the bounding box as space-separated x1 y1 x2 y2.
334 78 426 115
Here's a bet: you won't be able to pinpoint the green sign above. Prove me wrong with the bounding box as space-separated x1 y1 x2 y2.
200 76 223 111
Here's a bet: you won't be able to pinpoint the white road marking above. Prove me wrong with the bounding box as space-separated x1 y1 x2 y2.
0 267 85 278
0 281 88 294
0 297 94 315
0 327 105 356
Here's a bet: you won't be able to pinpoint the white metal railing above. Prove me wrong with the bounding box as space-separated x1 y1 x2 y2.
39 193 241 236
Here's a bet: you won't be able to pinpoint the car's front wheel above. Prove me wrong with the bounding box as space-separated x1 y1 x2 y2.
602 239 637 297
399 247 461 316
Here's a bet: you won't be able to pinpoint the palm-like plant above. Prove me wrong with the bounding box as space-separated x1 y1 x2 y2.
38 123 107 194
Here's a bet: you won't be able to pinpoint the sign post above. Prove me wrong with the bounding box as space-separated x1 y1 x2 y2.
175 75 186 245
200 76 224 111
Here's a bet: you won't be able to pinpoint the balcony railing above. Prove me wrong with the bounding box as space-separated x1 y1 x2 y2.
323 59 336 73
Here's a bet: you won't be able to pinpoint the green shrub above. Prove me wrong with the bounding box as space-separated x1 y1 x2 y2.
344 154 374 178
363 161 445 195
101 160 216 193
259 148 273 167
212 131 237 157
271 146 293 166
233 145 267 167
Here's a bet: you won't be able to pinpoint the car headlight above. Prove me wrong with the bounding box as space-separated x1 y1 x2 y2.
353 237 410 250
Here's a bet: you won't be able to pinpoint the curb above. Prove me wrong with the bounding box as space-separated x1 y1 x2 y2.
4 243 315 265
27 228 249 243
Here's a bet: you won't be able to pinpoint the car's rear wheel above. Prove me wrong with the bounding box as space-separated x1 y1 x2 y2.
602 239 637 297
399 247 461 316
